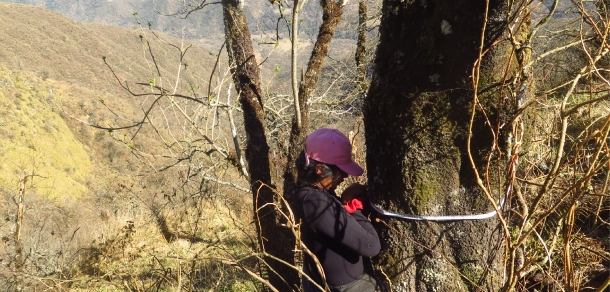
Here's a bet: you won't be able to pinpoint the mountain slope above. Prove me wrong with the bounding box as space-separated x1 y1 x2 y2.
1 0 229 39
0 67 92 199
0 3 217 198
0 3 216 95
0 0 361 40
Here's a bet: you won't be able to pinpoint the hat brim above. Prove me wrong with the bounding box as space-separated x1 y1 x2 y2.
337 161 364 176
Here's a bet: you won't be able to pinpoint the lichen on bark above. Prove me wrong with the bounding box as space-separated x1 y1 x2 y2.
364 0 530 290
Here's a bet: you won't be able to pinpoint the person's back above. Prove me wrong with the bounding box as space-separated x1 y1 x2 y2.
292 128 380 292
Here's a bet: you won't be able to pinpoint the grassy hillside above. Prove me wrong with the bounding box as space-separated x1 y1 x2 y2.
0 2 366 111
0 67 92 199
0 3 216 95
0 2 219 196
0 62 258 290
1 0 225 39
0 3 370 291
0 1 362 200
0 5 259 291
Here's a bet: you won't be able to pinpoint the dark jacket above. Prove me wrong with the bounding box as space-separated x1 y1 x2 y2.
292 185 381 288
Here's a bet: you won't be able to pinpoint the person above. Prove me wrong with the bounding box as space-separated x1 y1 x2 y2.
292 128 381 292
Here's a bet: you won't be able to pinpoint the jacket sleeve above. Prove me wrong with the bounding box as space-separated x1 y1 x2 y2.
302 189 381 257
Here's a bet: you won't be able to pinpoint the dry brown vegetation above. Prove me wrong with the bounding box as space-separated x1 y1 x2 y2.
0 2 366 291
0 3 262 291
0 1 609 291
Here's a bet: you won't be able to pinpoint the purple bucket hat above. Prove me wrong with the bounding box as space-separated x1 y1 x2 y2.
304 128 364 176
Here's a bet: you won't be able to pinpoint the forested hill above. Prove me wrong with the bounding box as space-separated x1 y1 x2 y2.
0 3 216 94
0 0 225 39
0 2 216 198
0 0 362 40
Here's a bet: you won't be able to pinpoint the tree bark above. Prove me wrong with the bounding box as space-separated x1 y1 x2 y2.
355 0 367 92
13 176 26 292
221 1 299 290
364 0 529 291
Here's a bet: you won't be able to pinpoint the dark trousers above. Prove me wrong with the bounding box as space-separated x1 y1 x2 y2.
303 272 378 292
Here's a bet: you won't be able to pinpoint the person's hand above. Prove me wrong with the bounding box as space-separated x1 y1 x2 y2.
340 183 367 204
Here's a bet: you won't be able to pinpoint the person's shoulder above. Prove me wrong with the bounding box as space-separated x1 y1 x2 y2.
296 185 320 195
295 185 326 199
297 186 343 209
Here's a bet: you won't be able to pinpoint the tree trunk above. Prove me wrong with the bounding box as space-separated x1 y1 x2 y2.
221 1 299 290
13 176 26 292
364 0 529 291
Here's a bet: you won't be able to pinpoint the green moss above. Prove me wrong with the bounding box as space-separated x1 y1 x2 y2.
413 169 436 209
460 263 484 285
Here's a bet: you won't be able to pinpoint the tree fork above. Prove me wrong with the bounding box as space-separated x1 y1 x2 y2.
221 0 299 290
283 0 345 199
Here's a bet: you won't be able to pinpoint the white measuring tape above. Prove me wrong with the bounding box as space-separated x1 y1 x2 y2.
369 197 506 221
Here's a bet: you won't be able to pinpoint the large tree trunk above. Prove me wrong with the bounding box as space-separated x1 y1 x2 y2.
221 1 299 290
364 0 529 291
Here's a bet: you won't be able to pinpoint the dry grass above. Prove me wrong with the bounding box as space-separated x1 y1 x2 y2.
0 2 376 291
1 165 259 291
0 4 266 291
511 89 610 290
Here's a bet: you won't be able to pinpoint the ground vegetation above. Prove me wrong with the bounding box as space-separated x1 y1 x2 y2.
0 0 609 291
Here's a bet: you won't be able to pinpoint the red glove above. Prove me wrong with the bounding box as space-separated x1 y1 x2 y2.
344 197 365 214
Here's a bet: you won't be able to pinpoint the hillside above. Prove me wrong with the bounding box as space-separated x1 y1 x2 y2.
0 4 258 290
0 3 216 95
0 0 363 40
0 1 364 202
0 0 225 39
0 2 220 197
0 67 92 199
0 3 370 291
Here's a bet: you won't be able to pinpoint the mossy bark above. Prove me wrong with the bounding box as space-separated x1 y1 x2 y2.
364 0 529 291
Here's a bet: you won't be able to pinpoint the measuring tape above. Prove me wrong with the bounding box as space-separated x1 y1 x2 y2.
369 197 506 221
